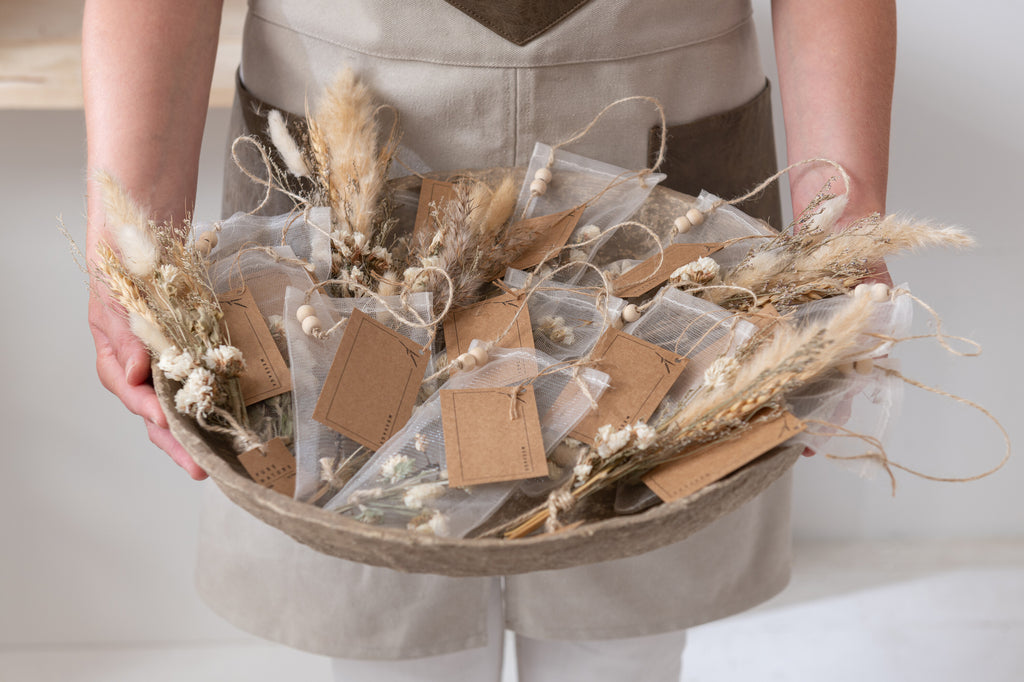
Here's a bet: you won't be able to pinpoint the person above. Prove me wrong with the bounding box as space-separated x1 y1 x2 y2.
82 1 896 679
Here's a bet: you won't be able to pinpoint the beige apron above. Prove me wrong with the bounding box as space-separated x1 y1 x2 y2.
200 0 791 659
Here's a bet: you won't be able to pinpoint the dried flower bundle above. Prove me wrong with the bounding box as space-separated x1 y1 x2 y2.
92 173 248 433
711 187 973 310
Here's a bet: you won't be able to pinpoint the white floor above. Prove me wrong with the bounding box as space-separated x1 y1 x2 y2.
2 540 1021 682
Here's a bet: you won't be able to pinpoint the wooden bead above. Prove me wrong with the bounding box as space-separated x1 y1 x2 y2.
673 215 692 234
530 179 548 196
301 315 322 336
455 353 477 372
296 304 316 322
836 362 855 375
534 167 553 183
685 208 705 226
853 283 871 299
869 282 890 302
854 358 875 375
621 304 642 323
468 346 489 366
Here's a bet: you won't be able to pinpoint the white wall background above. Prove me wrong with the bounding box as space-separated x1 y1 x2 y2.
1 0 1021 657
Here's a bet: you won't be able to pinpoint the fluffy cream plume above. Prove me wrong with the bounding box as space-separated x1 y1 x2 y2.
95 170 160 277
129 312 172 355
267 109 310 178
314 68 388 236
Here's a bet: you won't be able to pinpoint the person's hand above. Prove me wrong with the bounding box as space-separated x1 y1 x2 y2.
87 251 207 480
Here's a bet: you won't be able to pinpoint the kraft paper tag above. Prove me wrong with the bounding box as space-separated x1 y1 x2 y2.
643 412 806 502
611 243 725 298
570 328 688 444
746 302 782 331
313 308 430 451
413 178 457 244
238 437 296 496
218 287 292 405
509 207 583 270
443 292 535 358
441 385 547 488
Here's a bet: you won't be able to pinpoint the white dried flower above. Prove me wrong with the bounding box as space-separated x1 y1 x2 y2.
573 461 593 485
631 422 658 450
203 344 245 377
158 346 198 382
595 424 632 459
352 232 368 250
370 245 390 262
428 230 445 253
347 487 385 505
420 255 442 270
703 356 739 390
267 108 310 178
173 367 220 417
579 224 601 242
670 256 720 285
568 249 589 263
539 315 576 346
380 454 415 484
402 482 446 509
267 315 285 336
411 510 450 536
414 433 427 452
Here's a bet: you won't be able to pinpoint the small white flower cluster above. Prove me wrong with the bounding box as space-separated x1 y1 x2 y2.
203 344 245 377
572 461 593 485
538 315 576 346
402 482 446 510
157 346 196 382
409 509 450 536
594 421 659 460
702 356 739 390
380 454 415 484
669 256 720 286
173 367 222 417
577 224 602 243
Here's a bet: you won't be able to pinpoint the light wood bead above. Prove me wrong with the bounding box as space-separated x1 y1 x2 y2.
196 240 212 257
296 304 317 322
534 167 553 183
455 353 477 372
685 208 705 226
198 230 218 248
854 358 875 375
301 315 322 336
853 283 872 299
468 346 489 366
622 304 642 323
530 179 548 196
836 362 855 375
870 282 890 302
673 215 692 234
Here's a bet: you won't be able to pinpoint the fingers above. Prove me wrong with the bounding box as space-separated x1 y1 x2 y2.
95 341 168 428
146 420 208 480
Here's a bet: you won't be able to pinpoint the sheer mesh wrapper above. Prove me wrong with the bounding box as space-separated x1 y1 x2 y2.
197 207 332 282
786 287 913 361
515 143 664 283
581 190 776 287
324 346 610 537
623 288 758 417
207 247 313 444
503 268 626 361
283 287 434 504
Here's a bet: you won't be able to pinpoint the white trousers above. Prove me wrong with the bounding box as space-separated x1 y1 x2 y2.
330 579 687 682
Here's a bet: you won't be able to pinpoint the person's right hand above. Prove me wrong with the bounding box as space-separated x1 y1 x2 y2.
88 262 207 480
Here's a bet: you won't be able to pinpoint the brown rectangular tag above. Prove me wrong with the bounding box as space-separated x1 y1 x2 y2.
443 292 535 358
569 328 688 444
218 287 293 405
441 385 547 488
509 207 583 270
238 437 296 496
413 178 457 244
611 243 725 298
643 412 805 502
313 308 430 451
746 302 782 331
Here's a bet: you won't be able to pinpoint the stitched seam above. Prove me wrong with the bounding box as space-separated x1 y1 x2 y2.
247 9 755 69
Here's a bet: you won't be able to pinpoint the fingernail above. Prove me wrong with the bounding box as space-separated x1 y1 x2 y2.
125 359 137 382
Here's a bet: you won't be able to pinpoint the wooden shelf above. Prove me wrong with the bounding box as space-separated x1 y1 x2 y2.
0 0 246 109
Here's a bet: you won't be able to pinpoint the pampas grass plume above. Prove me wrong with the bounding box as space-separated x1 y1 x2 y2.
96 170 160 277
